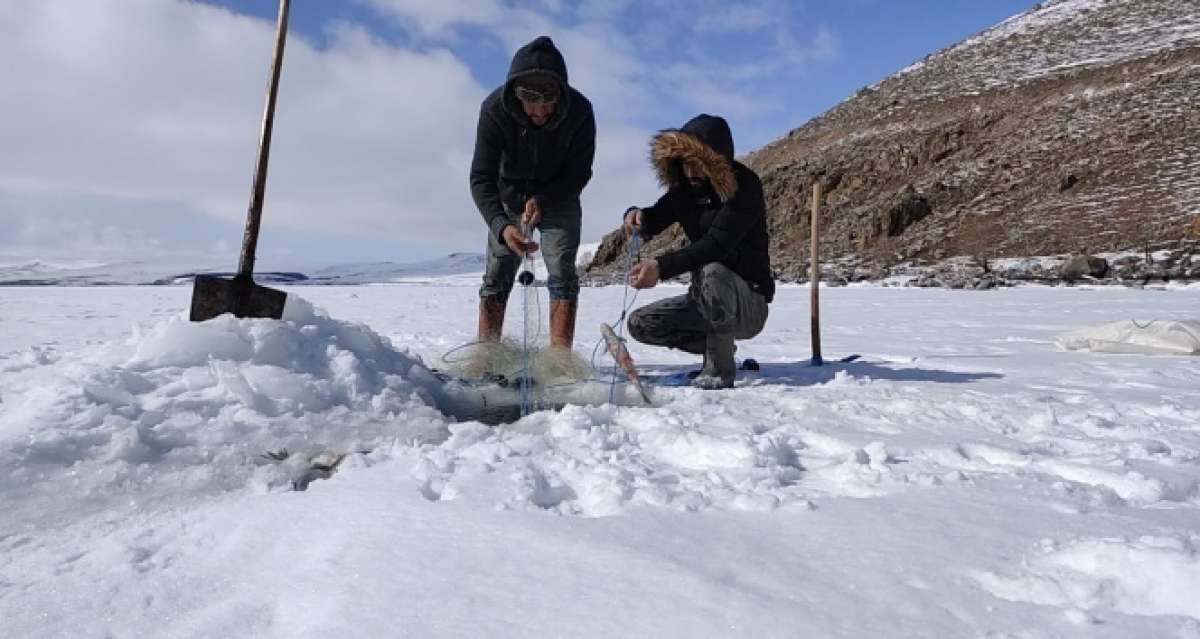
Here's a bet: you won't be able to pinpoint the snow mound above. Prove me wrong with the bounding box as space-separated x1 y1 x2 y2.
1057 319 1200 355
975 534 1200 620
0 291 819 520
0 296 450 508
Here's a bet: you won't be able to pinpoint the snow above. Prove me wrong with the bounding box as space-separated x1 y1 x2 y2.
0 253 489 286
1058 319 1200 355
0 257 228 286
305 253 487 285
2 282 1200 637
0 241 598 287
0 242 594 287
879 0 1200 103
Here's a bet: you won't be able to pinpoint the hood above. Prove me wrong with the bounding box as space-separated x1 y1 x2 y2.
503 36 570 128
650 114 738 202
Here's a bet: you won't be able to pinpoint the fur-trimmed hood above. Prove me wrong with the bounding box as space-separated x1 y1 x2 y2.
651 114 738 202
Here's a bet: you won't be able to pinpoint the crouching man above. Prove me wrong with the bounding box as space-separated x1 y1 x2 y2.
623 114 773 389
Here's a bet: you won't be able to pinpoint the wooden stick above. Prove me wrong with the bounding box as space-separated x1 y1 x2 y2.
810 180 823 366
238 0 291 278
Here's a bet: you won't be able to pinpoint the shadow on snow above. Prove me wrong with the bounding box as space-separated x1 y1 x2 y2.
640 358 1004 388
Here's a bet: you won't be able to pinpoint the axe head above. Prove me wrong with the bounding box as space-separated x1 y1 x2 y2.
190 274 287 322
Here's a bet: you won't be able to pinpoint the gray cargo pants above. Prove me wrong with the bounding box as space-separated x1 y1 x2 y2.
480 198 582 302
627 263 768 353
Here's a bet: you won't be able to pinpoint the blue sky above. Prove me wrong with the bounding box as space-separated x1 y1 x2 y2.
0 0 1039 267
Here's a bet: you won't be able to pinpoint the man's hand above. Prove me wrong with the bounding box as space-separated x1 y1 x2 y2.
628 259 660 289
623 207 643 238
502 225 539 257
521 197 543 230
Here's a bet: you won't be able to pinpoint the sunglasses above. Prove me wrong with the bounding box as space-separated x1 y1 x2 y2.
514 85 559 104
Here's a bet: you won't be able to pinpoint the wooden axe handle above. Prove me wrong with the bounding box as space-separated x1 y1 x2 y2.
238 0 290 278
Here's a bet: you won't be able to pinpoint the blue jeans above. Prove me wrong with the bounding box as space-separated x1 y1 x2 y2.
480 198 581 302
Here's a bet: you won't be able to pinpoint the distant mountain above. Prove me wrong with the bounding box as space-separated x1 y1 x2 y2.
303 253 487 285
0 246 614 287
0 253 488 286
589 0 1200 281
0 258 225 286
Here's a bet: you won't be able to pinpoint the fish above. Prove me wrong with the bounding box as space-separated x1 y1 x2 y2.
600 322 652 405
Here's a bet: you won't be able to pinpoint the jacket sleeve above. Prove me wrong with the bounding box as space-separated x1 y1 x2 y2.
656 175 764 280
469 106 513 241
632 191 677 240
540 107 596 203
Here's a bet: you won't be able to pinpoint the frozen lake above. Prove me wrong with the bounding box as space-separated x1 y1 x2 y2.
1 282 1198 637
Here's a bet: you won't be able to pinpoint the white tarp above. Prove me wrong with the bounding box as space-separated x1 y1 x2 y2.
1057 320 1200 355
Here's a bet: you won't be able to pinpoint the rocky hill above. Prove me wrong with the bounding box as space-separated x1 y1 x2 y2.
588 0 1200 284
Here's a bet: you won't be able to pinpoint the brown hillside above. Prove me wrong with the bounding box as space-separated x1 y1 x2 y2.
588 0 1200 282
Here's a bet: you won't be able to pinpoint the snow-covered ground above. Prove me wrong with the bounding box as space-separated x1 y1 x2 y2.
0 245 599 287
2 281 1199 637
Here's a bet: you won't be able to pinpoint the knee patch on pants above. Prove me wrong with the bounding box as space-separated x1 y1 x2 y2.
696 265 737 330
626 307 650 343
546 274 579 301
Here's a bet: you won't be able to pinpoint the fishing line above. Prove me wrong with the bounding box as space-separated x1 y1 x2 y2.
438 226 642 409
607 233 642 402
518 223 537 416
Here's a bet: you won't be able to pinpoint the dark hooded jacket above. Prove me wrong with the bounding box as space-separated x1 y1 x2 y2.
470 36 596 241
635 114 775 302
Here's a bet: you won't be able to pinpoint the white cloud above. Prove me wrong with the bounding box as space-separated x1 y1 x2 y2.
0 0 498 253
3 210 168 260
695 6 774 33
357 0 507 39
0 0 838 261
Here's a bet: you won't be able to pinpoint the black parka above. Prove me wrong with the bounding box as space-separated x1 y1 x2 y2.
469 36 596 240
636 114 775 302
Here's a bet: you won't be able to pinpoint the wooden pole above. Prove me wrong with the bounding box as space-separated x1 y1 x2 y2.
238 0 291 278
810 180 823 366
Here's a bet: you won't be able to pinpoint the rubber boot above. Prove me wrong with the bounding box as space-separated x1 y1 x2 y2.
532 300 579 382
469 296 507 379
477 296 506 341
687 343 735 380
691 333 735 390
549 300 577 349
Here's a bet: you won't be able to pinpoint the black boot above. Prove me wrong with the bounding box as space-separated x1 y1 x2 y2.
691 333 735 390
687 343 736 380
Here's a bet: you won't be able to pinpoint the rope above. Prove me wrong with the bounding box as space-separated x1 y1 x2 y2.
436 227 642 410
608 233 641 403
440 339 490 365
519 224 536 417
589 233 642 368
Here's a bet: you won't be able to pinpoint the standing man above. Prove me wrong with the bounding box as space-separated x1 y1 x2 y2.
623 114 774 389
470 35 595 356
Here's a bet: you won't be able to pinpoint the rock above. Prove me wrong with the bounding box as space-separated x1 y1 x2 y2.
1059 254 1109 281
881 187 933 238
1112 263 1140 280
974 276 997 290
